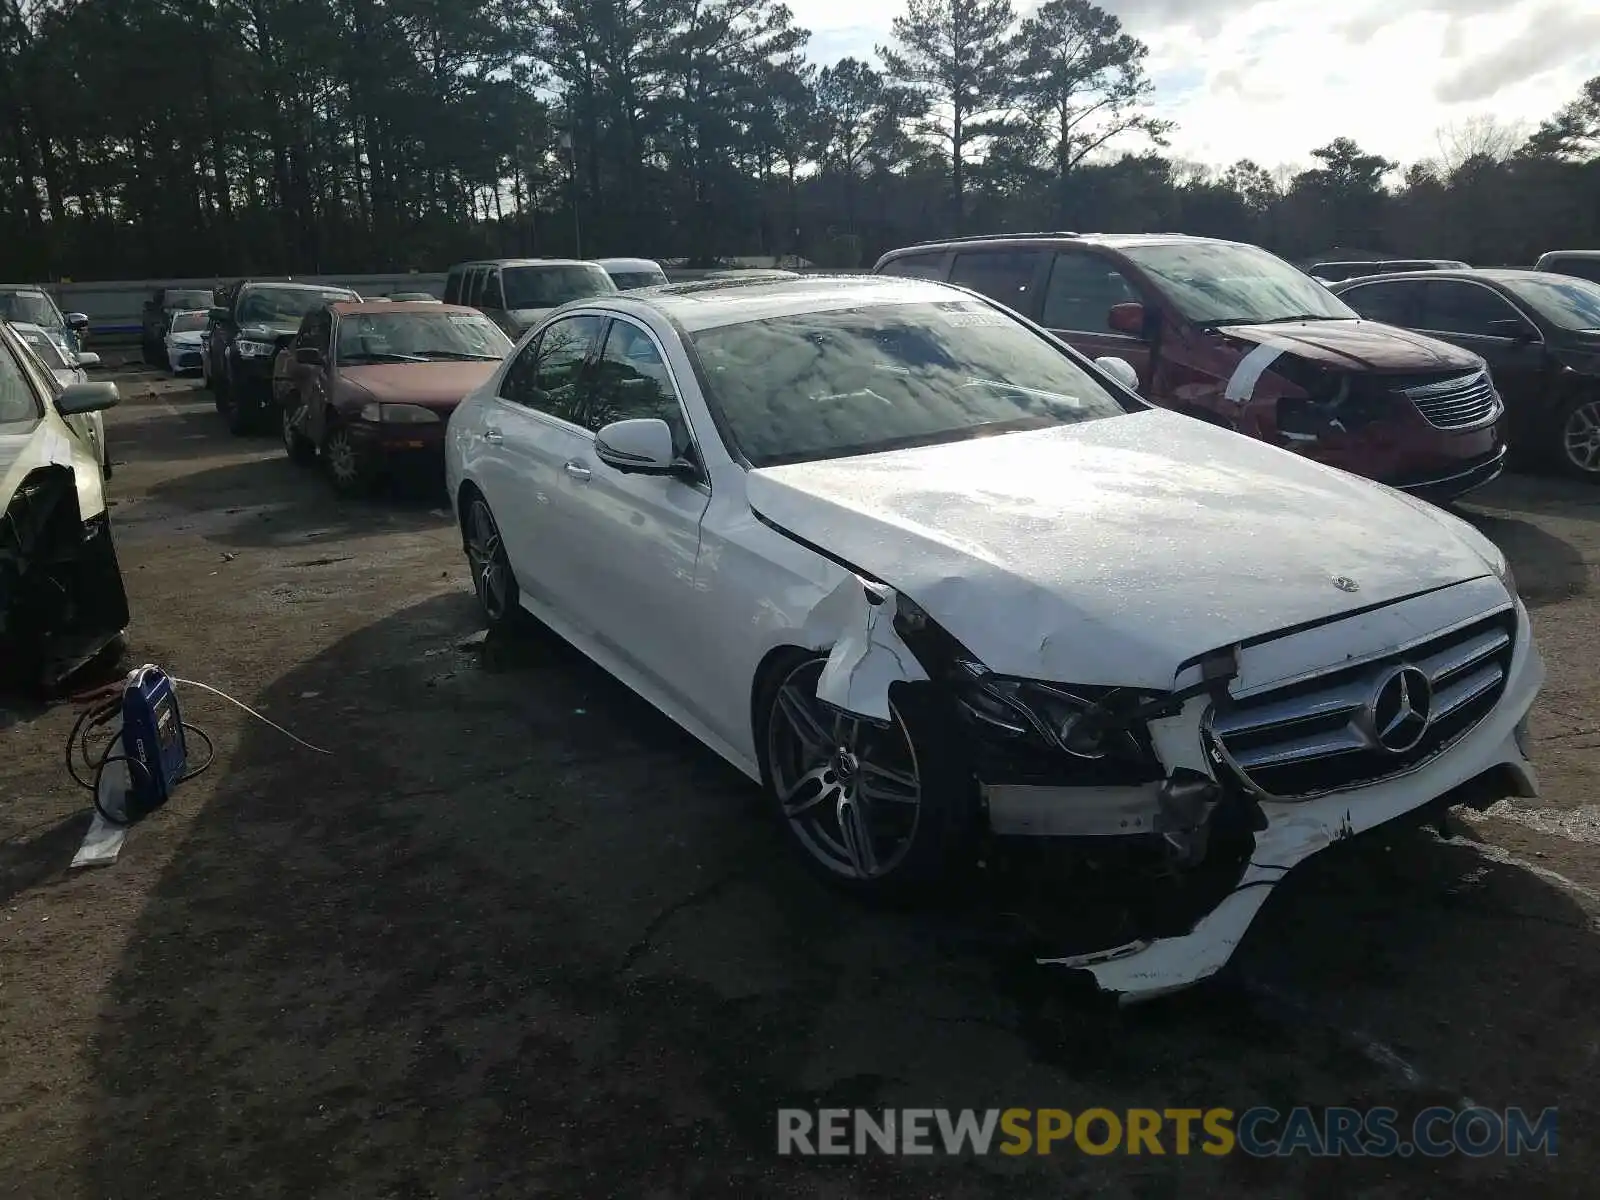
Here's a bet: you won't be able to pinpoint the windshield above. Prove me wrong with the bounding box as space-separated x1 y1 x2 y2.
501 265 617 309
1504 275 1600 332
165 290 213 310
239 286 357 325
1122 242 1357 325
336 310 514 363
609 270 668 291
689 300 1136 467
170 310 208 333
14 326 68 369
0 291 61 327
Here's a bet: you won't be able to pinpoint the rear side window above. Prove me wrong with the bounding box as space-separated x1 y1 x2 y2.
443 269 464 304
1041 253 1141 333
1542 257 1600 284
465 268 487 308
949 250 1043 315
1337 280 1423 326
878 252 949 281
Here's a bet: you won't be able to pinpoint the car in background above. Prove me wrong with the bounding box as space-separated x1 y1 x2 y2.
386 291 441 303
0 320 127 689
596 257 669 290
875 233 1506 502
279 300 512 494
1330 268 1600 481
140 286 216 364
204 279 361 434
0 285 89 353
10 321 110 478
442 273 1541 1001
1311 260 1470 284
442 258 617 339
1533 250 1600 285
164 309 209 375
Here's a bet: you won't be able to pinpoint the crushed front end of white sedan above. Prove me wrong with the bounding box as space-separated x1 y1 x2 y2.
749 414 1543 1004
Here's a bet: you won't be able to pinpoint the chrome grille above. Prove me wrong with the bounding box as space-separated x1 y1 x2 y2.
1400 370 1500 430
1207 609 1515 799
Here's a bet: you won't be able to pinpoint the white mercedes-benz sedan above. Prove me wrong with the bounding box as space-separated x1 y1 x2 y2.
443 275 1543 1001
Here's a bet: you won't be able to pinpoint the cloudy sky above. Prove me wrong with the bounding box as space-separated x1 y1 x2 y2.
792 0 1600 169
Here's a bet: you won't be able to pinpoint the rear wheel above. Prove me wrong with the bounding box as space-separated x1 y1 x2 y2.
281 401 316 466
756 653 974 896
1555 394 1600 483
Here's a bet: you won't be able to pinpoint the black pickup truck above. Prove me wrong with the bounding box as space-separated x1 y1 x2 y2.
204 279 360 433
140 287 217 364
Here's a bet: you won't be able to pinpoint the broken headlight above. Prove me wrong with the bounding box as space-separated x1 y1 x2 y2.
952 660 1158 768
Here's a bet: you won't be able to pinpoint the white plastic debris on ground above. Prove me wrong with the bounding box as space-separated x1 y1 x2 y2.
70 755 129 869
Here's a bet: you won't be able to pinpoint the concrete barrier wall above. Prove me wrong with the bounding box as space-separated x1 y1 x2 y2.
46 267 871 342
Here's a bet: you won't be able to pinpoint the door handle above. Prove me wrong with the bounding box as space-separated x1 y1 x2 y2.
563 459 592 482
483 427 503 444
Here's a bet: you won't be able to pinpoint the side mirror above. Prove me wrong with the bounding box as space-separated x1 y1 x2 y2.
1108 302 1147 337
1094 356 1141 394
1487 318 1538 344
208 306 230 324
66 312 90 331
75 351 101 369
295 346 325 366
57 380 119 416
593 417 675 475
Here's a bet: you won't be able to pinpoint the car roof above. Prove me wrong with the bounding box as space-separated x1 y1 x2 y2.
449 258 599 270
1333 267 1542 288
596 257 663 271
592 274 983 333
238 279 358 294
881 232 1239 259
329 300 479 315
1538 250 1600 261
0 285 52 297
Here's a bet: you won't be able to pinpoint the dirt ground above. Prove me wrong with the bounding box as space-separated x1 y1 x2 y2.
2 359 1598 1198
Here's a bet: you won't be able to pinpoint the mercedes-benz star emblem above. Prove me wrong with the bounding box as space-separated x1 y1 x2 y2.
1364 665 1434 754
1333 576 1360 593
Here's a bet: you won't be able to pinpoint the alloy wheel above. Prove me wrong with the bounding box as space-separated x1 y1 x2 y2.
1562 399 1600 475
464 498 510 621
767 658 922 881
324 428 361 487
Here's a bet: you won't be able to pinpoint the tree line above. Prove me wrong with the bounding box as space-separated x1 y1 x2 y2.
2 0 1597 281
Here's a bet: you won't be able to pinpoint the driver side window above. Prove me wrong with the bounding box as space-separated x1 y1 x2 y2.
585 320 691 455
499 314 603 424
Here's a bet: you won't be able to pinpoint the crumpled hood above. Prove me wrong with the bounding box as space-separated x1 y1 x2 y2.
1223 318 1483 373
746 409 1498 688
168 331 204 345
336 361 499 412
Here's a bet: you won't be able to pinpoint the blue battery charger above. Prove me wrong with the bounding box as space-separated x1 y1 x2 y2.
119 665 189 820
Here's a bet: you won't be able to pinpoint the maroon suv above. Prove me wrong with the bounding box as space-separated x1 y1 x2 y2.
874 233 1508 500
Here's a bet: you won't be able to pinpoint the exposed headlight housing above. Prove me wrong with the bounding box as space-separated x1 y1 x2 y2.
235 339 276 358
952 660 1158 768
360 402 441 424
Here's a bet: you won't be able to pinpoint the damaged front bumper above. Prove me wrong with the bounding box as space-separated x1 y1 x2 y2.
1025 606 1543 1002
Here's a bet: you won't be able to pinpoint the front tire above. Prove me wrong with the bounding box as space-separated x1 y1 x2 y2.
322 421 376 495
1554 394 1600 483
755 652 975 896
461 492 522 632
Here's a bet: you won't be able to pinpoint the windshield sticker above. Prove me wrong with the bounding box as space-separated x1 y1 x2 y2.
446 313 480 325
